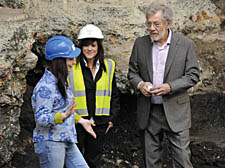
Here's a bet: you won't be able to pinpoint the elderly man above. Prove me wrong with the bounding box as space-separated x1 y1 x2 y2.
128 2 200 168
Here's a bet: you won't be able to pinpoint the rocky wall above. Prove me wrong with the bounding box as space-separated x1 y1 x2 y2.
0 0 224 166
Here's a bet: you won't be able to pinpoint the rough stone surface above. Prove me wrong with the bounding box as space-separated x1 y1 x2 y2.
0 0 24 9
0 0 224 167
0 7 38 165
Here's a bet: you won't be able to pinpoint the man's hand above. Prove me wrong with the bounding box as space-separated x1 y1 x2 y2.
138 81 153 96
105 121 113 134
150 83 171 96
79 118 96 139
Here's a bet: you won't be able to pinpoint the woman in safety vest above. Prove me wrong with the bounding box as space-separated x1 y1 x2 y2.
32 35 95 168
68 24 120 168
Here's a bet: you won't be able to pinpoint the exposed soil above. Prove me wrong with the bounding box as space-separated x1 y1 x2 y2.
2 92 225 168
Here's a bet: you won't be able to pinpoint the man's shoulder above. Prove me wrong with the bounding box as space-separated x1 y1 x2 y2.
172 32 193 44
136 35 150 40
135 35 151 45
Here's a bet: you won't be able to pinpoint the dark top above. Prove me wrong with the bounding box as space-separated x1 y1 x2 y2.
80 58 120 125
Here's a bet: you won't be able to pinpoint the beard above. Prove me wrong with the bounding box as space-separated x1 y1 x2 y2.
150 28 166 42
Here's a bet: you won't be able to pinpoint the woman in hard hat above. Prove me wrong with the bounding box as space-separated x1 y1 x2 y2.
32 35 95 168
68 24 120 168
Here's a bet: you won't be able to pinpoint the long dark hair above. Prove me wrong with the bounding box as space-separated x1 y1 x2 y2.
77 38 106 72
46 58 68 101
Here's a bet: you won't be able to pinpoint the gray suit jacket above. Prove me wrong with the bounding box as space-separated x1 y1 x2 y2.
128 33 200 132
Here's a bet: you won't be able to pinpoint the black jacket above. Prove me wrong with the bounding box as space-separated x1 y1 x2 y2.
80 58 120 125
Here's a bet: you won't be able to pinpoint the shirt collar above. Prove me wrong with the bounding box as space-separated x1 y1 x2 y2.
45 68 57 82
166 29 172 45
153 29 172 48
83 58 100 68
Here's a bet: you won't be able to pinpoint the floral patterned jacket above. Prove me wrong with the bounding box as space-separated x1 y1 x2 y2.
32 69 77 143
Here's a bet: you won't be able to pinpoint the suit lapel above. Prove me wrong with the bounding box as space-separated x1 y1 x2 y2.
164 34 179 81
145 36 153 82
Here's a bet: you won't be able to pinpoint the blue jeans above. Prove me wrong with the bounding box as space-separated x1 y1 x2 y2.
34 141 89 168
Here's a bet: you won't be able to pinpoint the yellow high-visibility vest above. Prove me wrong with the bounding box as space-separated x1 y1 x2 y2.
68 58 115 116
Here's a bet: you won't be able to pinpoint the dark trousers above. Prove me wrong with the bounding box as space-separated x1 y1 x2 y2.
76 124 108 168
142 104 193 168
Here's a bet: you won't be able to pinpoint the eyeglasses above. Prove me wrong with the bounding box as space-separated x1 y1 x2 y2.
145 21 162 28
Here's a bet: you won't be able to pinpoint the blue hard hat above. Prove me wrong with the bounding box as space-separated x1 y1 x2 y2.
45 35 81 60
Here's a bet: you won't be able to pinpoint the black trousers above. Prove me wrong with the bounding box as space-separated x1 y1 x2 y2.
76 124 108 168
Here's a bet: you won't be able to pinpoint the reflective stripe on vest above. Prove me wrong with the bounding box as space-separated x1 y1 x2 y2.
68 58 115 116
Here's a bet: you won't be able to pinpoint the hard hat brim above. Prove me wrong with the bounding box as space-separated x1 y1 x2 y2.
78 35 104 40
72 47 81 58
